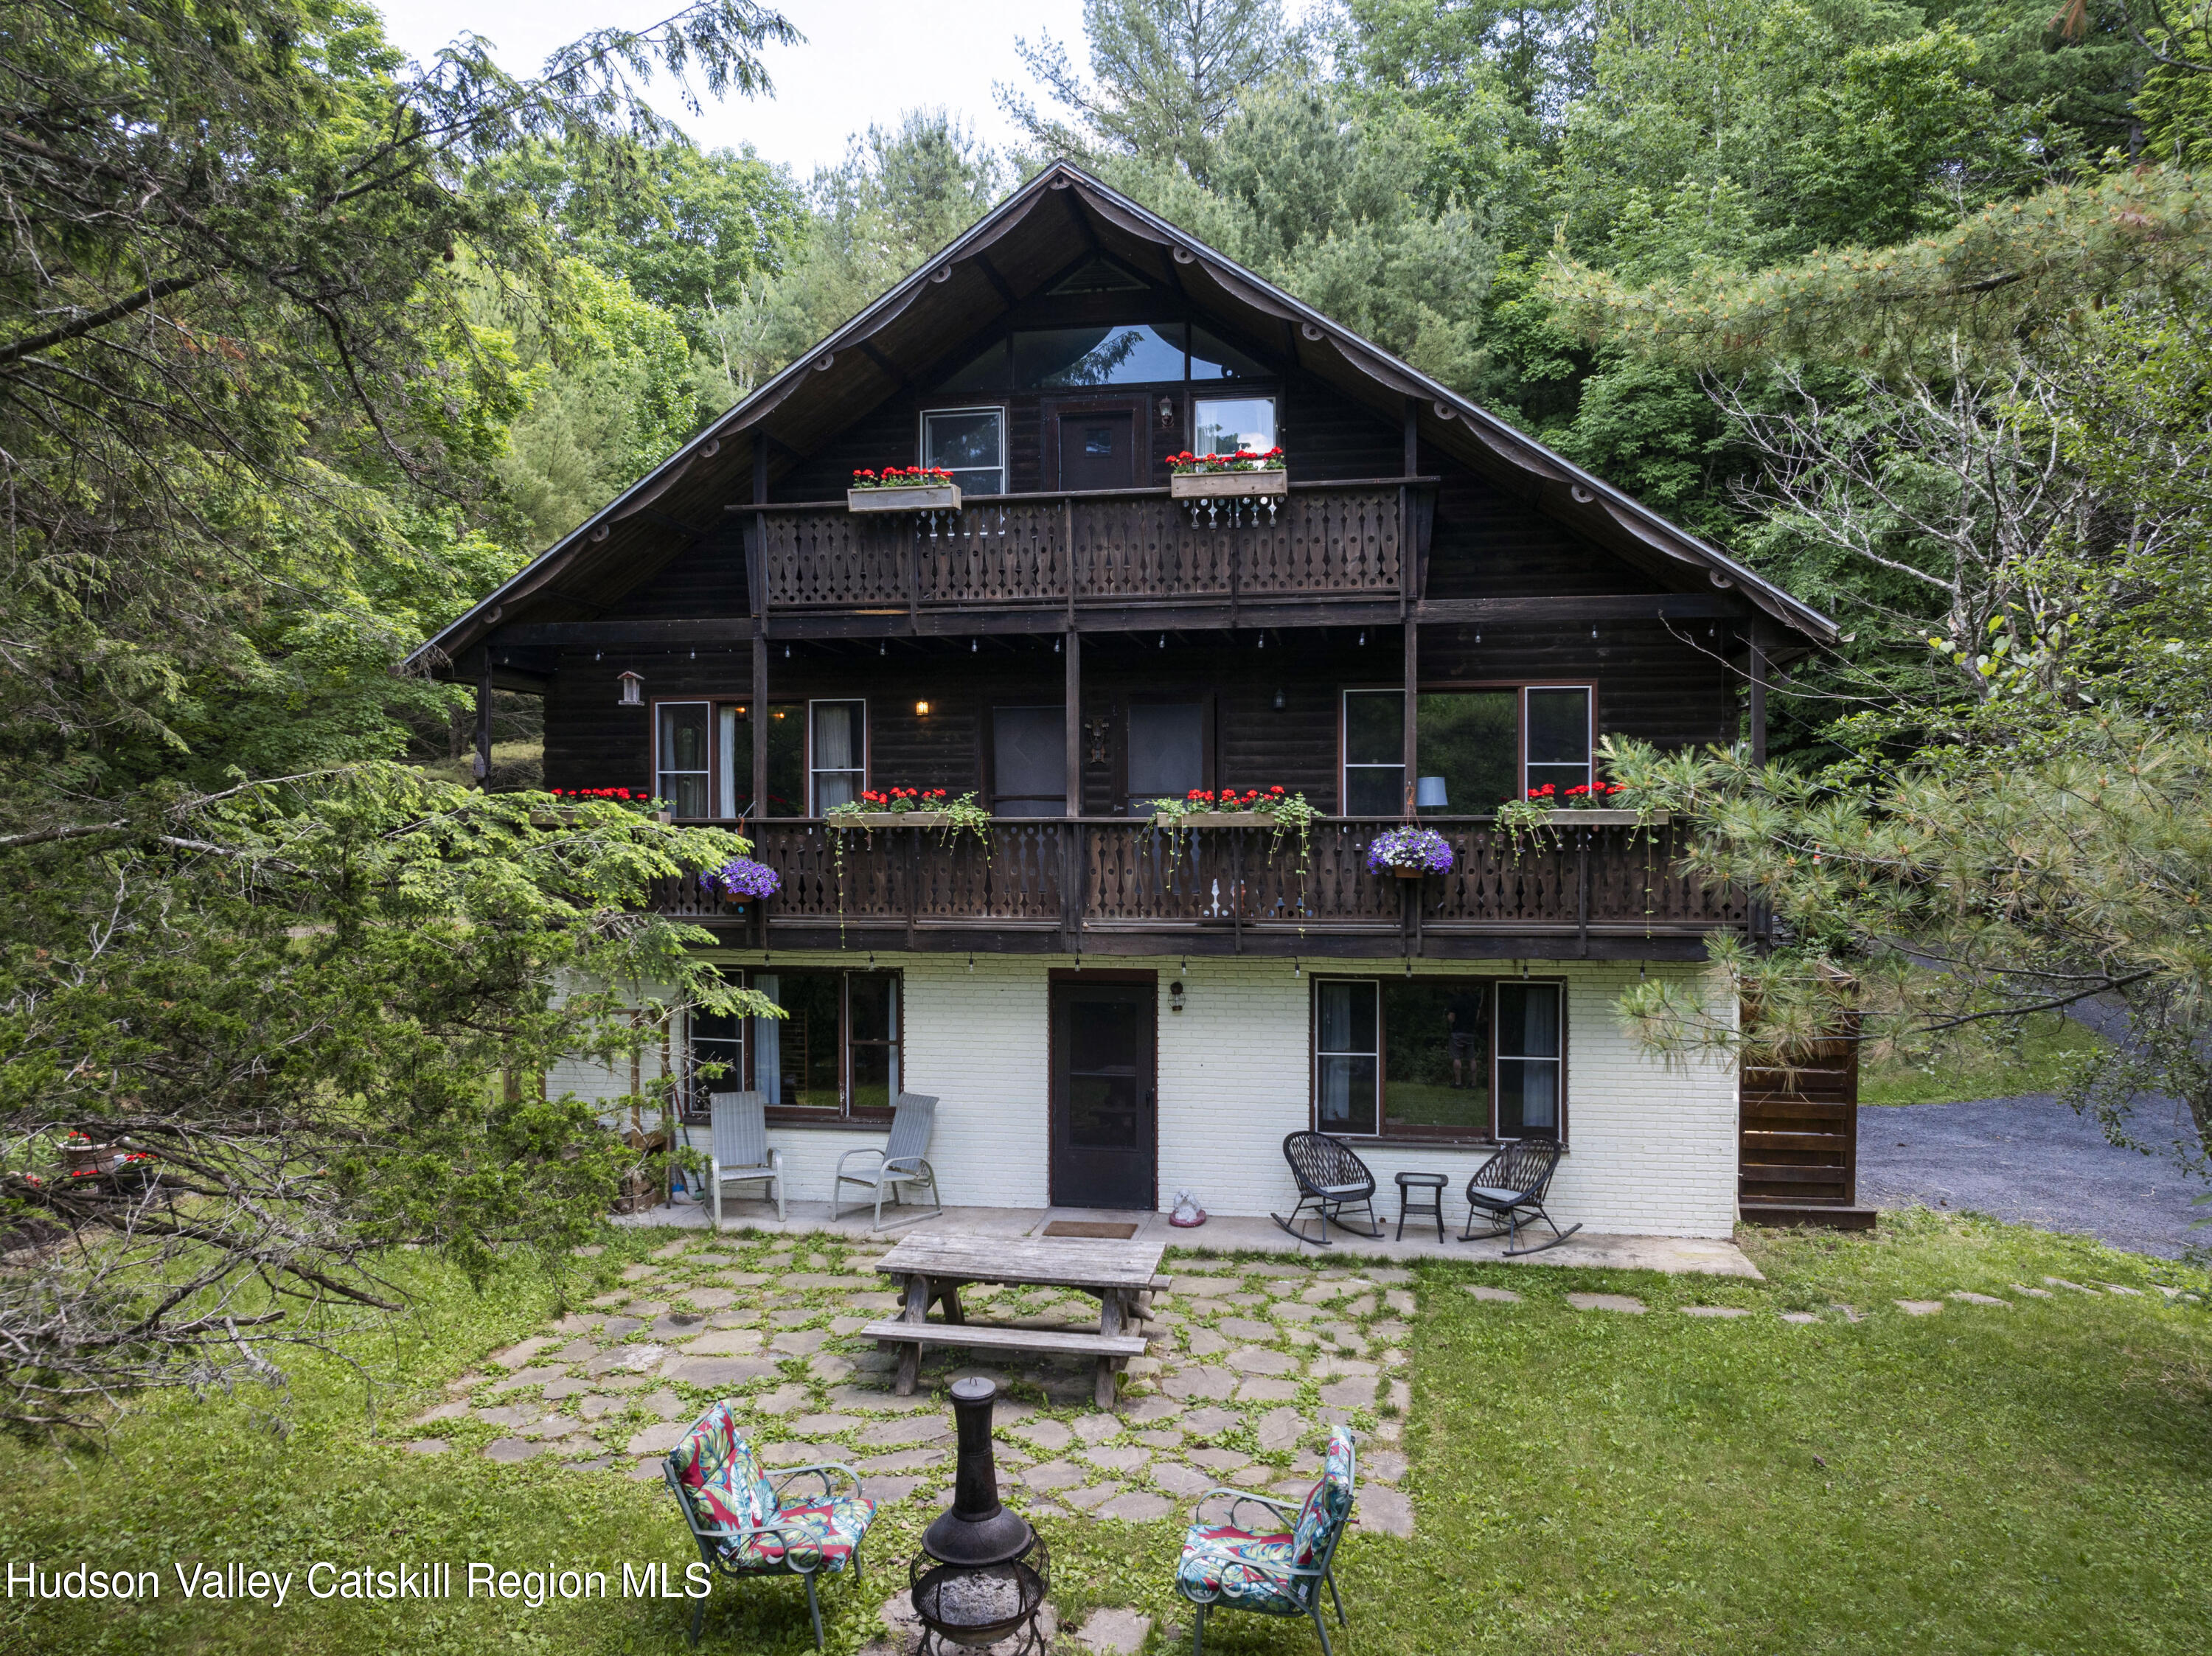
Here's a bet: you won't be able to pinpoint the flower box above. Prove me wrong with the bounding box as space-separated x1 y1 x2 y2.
1152 810 1274 827
838 811 952 828
1170 470 1287 501
62 1141 125 1176
1552 810 1670 827
848 484 961 513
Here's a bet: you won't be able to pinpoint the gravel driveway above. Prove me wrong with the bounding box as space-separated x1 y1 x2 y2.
1860 1093 2208 1259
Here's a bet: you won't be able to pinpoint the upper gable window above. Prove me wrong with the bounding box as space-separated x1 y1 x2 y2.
1189 325 1268 380
1048 255 1149 296
937 338 1009 394
1014 324 1185 389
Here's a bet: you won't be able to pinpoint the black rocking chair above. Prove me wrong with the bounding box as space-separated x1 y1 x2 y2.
1273 1132 1382 1247
1459 1140 1582 1256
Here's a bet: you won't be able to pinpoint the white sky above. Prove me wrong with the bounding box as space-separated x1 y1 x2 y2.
370 0 1094 178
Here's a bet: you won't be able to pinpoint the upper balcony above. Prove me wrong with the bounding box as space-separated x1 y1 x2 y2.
651 816 1742 962
746 479 1425 622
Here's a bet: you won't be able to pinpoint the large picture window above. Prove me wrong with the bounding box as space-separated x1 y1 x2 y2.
1312 976 1564 1142
1342 686 1597 815
748 970 902 1119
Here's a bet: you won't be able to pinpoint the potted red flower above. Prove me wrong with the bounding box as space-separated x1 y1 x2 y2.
849 466 961 513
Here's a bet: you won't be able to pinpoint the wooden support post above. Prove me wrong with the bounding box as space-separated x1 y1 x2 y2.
751 631 768 823
1401 619 1419 815
1403 397 1419 479
1064 627 1081 817
473 650 493 788
1096 1289 1124 1409
1747 621 1770 767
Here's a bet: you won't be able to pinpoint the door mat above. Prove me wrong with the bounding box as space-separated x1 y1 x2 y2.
1043 1220 1141 1239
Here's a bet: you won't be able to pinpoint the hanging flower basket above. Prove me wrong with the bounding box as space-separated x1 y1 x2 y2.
849 467 960 512
1366 826 1455 878
707 857 781 901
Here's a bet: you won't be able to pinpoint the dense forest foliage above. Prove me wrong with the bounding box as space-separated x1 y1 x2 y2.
2 0 2208 1420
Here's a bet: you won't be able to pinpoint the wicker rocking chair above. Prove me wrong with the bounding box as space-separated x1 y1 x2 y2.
1458 1139 1582 1256
1272 1132 1382 1247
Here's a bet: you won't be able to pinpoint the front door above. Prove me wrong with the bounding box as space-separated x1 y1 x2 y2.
1050 979 1157 1209
1056 408 1138 490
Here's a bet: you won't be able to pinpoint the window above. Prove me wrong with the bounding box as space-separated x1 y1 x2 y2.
1125 701 1206 814
1194 395 1276 455
810 700 866 813
1415 690 1519 814
1189 325 1267 380
750 970 900 1116
1341 689 1403 815
936 338 1009 394
922 407 1005 496
686 968 745 1120
1525 686 1593 800
1014 324 1186 388
1313 977 1564 1142
992 704 1066 816
655 702 711 820
1495 981 1562 1140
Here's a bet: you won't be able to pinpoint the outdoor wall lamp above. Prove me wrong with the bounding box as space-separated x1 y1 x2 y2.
915 700 931 717
1272 688 1287 711
618 670 644 706
1169 981 1185 1013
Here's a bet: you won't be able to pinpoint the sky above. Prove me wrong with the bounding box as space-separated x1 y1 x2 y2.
370 0 1094 178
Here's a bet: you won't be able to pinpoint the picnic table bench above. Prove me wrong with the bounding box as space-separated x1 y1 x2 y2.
864 1232 1169 1409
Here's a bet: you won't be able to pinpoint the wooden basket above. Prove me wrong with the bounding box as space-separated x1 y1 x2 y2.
848 484 961 512
1170 469 1287 500
1151 811 1275 827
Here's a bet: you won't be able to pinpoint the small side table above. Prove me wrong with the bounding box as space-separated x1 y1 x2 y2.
1394 1170 1449 1242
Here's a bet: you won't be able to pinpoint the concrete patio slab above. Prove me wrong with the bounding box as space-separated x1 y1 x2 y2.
616 1199 1763 1278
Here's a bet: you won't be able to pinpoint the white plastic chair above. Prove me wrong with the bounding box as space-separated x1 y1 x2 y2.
831 1093 940 1228
709 1091 785 1228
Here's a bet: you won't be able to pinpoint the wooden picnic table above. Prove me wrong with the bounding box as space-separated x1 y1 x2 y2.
865 1232 1170 1409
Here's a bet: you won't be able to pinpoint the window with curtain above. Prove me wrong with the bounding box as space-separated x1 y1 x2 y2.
686 968 745 1121
1342 689 1403 816
922 407 1005 495
1525 687 1592 800
1315 979 1379 1135
656 702 711 819
1314 977 1561 1141
1495 981 1563 1140
1125 701 1206 813
992 704 1067 816
750 971 900 1118
810 700 866 813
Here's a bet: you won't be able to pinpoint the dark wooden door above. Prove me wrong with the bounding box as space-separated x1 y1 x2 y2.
1057 409 1138 490
1050 979 1156 1209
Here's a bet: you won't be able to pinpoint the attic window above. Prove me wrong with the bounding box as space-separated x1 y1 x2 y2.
1048 255 1148 296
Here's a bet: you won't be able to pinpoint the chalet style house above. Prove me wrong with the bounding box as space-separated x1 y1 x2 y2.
411 163 1841 1237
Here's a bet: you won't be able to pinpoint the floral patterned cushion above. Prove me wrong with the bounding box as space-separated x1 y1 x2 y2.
669 1403 776 1531
1175 1524 1305 1615
1290 1427 1356 1566
720 1495 878 1574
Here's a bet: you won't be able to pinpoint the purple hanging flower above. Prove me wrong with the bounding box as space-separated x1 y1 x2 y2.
708 857 781 899
1366 826 1454 874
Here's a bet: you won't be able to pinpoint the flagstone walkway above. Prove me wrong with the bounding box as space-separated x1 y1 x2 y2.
403 1234 1421 1538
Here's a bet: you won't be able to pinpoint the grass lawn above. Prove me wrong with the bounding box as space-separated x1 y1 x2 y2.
5 1210 2209 1655
1860 1011 2107 1107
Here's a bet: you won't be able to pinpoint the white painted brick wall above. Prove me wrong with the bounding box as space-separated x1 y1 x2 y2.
550 950 1739 1238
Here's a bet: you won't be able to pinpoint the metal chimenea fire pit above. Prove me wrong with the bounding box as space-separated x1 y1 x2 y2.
908 1377 1050 1653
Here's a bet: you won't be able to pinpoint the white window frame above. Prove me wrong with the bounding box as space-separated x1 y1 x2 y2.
1493 978 1566 1141
1313 976 1381 1138
1521 684 1594 800
1340 688 1404 818
1192 392 1278 456
919 405 1007 497
654 700 713 818
807 697 868 816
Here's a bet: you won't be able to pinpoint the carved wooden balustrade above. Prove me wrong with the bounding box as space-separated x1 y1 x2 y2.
650 818 1742 959
754 481 1407 613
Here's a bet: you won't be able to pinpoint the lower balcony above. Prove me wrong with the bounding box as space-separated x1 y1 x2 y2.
650 819 1740 961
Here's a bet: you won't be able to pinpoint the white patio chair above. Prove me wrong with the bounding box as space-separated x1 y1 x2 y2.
831 1093 941 1228
709 1091 785 1228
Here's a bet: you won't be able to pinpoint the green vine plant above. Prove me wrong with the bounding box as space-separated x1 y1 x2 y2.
1144 787 1320 937
823 789 995 939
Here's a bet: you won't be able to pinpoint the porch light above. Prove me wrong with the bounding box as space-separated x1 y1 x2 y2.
618 670 644 706
1169 981 1184 1013
916 700 931 717
1416 776 1449 810
1273 688 1286 711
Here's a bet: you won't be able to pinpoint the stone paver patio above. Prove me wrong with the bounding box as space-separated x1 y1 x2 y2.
409 1234 1422 1538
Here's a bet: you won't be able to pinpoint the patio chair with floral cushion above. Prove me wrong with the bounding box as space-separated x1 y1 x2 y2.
1174 1425 1357 1655
663 1400 877 1649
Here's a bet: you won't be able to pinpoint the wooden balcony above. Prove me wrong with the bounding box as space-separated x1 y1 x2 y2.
750 479 1418 619
651 818 1742 961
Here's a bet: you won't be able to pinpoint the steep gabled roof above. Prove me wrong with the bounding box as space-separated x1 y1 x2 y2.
410 160 1835 674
